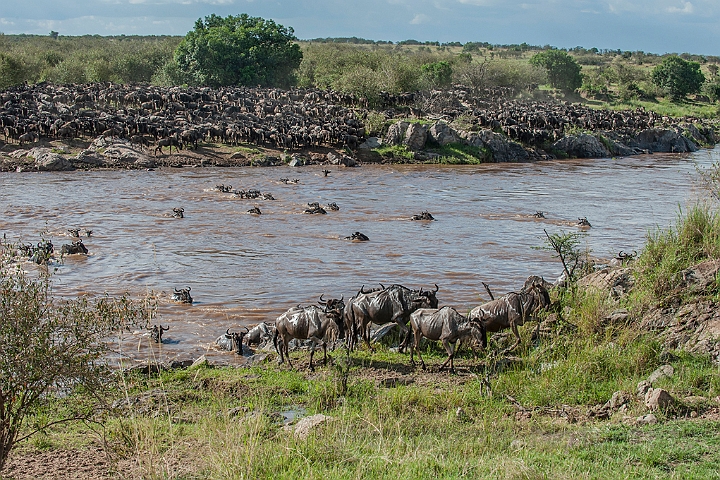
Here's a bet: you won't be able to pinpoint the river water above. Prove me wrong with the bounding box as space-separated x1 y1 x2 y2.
1 148 717 364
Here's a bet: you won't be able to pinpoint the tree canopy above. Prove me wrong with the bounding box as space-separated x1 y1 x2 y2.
651 55 705 101
174 14 303 88
529 50 583 93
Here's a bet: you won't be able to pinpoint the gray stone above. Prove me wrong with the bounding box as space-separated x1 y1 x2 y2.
637 380 652 398
384 121 410 146
631 128 698 153
35 152 74 171
463 129 529 162
288 156 304 167
428 122 461 146
72 150 106 166
292 414 332 440
358 137 382 149
604 390 632 410
552 134 611 159
636 413 658 425
403 122 428 151
647 364 674 384
190 355 210 369
645 388 675 411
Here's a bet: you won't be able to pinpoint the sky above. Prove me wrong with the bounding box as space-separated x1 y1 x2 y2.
2 0 719 56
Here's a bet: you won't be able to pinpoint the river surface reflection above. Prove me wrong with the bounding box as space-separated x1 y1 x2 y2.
1 147 716 364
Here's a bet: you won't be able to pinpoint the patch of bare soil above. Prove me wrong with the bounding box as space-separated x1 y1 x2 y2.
3 446 117 479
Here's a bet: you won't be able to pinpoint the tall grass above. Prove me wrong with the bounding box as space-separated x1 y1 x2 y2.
635 203 720 299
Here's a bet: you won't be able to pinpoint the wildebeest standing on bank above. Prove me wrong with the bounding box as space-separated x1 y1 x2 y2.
343 284 439 352
273 301 344 371
409 306 486 374
468 283 551 353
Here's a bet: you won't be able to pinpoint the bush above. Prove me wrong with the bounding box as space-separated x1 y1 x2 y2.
0 240 147 470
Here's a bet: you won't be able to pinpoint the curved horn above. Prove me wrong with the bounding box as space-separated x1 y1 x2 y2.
242 326 250 333
380 283 385 289
340 295 344 303
174 287 181 293
226 328 232 336
434 283 439 293
360 285 368 294
319 294 327 305
161 325 169 331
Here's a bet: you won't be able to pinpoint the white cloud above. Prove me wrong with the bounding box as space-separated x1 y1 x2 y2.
457 0 497 5
410 13 430 24
667 1 694 13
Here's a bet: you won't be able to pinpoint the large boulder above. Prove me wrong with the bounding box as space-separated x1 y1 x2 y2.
403 123 428 151
384 121 410 146
428 122 461 146
460 130 529 162
552 134 611 159
35 151 74 171
630 128 698 153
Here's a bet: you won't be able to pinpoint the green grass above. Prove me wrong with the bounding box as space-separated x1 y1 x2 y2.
425 142 491 164
372 144 416 160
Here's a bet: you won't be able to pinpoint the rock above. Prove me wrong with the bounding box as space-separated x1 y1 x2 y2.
637 380 652 398
72 150 106 166
35 151 74 171
647 364 674 383
474 130 529 162
644 388 675 411
244 353 270 366
292 414 332 440
403 122 428 151
604 390 632 411
252 156 276 167
636 413 658 425
428 122 461 146
578 267 634 297
631 128 698 153
358 137 382 149
228 151 246 159
384 121 410 146
169 359 194 369
682 395 707 407
288 156 304 167
552 134 611 158
678 259 720 291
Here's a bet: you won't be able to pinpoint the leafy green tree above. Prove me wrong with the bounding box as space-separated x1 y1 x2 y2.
651 55 705 101
174 14 303 88
421 61 453 88
529 50 583 93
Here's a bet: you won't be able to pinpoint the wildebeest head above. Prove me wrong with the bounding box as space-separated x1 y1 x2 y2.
415 284 439 309
148 324 169 343
318 294 345 338
225 326 250 355
172 287 193 304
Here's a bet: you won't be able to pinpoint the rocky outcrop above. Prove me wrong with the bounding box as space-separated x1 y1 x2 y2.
552 134 610 159
428 122 461 146
460 129 529 162
630 128 698 153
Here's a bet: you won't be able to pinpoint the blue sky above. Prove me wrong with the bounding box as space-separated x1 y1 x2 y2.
2 0 718 56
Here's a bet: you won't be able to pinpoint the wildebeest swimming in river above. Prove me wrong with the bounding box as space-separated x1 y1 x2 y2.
345 232 369 241
148 324 169 343
172 207 184 218
247 206 262 215
577 217 591 227
60 239 88 255
304 202 327 214
172 287 193 304
411 211 435 221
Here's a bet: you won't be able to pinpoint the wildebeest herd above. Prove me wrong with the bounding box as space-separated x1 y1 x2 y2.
150 277 552 374
1 81 714 161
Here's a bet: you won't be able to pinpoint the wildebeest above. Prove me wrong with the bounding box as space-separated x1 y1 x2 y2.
468 283 551 353
28 240 54 264
344 283 439 351
215 327 250 355
154 136 182 156
326 202 339 211
273 301 345 371
247 206 262 215
577 217 591 227
148 324 169 343
245 322 274 346
533 211 546 219
172 207 184 218
60 240 88 255
172 287 193 304
409 306 486 373
68 228 81 237
304 202 327 214
345 232 369 241
411 211 435 221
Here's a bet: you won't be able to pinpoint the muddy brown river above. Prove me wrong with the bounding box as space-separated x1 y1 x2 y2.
1 148 717 364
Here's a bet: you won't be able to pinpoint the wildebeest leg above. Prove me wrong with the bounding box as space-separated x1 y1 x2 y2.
284 337 294 369
410 328 421 368
274 331 284 365
505 322 522 354
439 339 456 373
